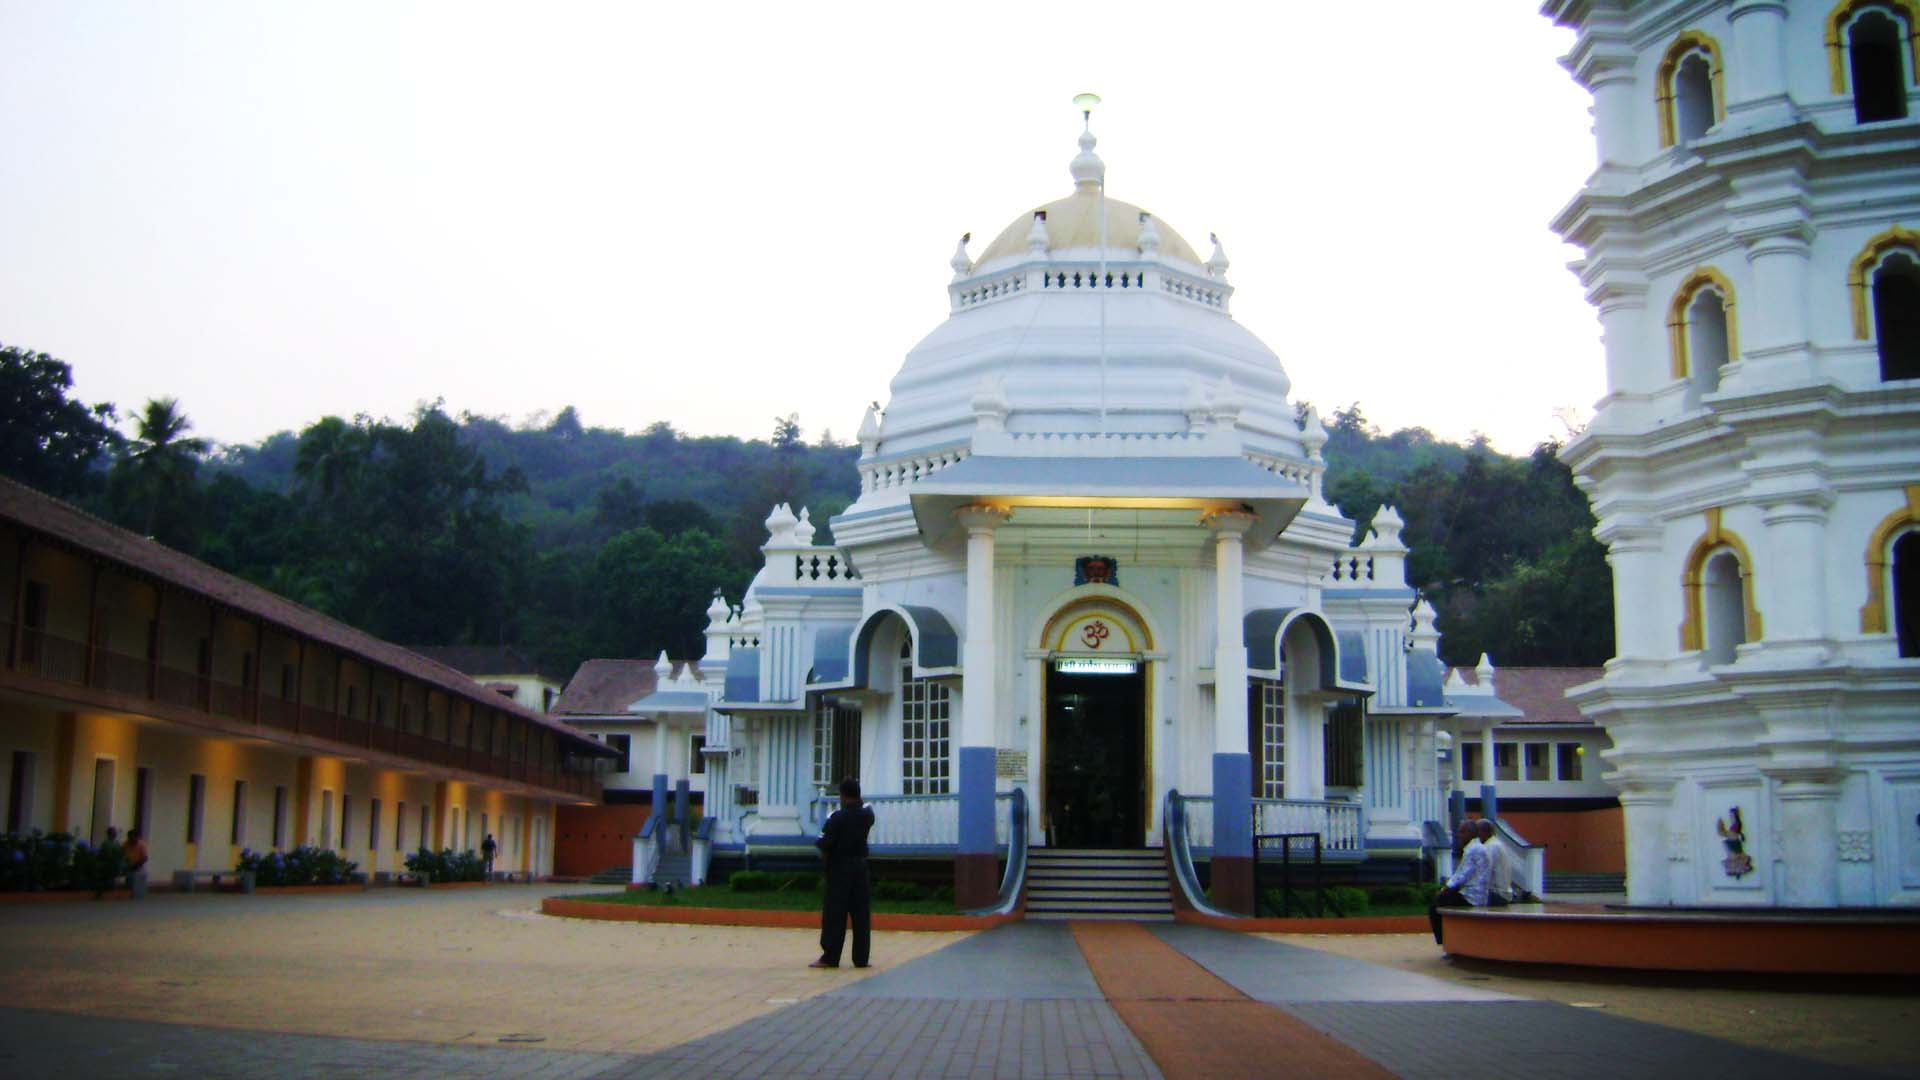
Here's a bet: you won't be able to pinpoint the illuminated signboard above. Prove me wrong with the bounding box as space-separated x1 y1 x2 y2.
1053 657 1140 676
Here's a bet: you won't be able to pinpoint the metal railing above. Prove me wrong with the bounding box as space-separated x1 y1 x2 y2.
1254 832 1325 917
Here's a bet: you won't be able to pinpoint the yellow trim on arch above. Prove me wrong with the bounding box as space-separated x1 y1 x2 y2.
1656 30 1727 149
1826 0 1920 93
1679 508 1764 652
1848 225 1920 339
1665 267 1740 380
1860 484 1920 633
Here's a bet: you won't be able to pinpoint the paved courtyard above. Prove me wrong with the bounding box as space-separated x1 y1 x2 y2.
0 885 1912 1078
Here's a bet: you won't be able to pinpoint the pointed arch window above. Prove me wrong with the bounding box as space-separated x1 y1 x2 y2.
1847 227 1920 381
1657 32 1725 147
1667 268 1739 400
1860 486 1920 657
1680 509 1762 663
1826 1 1919 123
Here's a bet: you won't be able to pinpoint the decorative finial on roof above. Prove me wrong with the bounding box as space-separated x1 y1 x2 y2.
763 502 797 544
858 402 883 455
1410 598 1441 649
1299 403 1328 460
1138 212 1161 255
1026 210 1049 255
1475 652 1496 681
1070 92 1105 191
1369 504 1406 547
793 506 816 547
1207 232 1230 278
950 233 973 280
654 650 672 679
705 589 731 625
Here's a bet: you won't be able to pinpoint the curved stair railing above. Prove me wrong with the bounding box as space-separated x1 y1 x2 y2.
961 789 1028 917
1163 790 1238 919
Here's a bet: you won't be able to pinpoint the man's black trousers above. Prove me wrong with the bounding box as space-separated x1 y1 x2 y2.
821 858 871 966
1428 886 1472 945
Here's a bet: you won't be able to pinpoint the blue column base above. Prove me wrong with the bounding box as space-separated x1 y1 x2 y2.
958 746 996 855
1479 783 1499 823
1212 752 1253 859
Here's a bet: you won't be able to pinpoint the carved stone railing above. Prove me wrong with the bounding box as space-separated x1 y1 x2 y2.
857 446 970 494
1255 799 1364 854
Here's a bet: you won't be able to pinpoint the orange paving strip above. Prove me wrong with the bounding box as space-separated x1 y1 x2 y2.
1071 921 1396 1080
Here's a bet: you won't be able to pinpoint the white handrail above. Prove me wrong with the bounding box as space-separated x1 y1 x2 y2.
1254 798 1364 853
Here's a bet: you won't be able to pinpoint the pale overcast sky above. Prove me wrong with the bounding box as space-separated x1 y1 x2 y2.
0 2 1597 454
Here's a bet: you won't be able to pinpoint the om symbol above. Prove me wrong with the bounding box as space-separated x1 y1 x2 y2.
1080 621 1112 649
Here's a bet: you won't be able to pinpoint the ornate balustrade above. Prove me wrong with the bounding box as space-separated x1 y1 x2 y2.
857 446 970 494
806 792 1016 848
1255 798 1364 854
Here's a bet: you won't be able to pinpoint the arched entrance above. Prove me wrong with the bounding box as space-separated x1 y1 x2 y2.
1040 598 1152 848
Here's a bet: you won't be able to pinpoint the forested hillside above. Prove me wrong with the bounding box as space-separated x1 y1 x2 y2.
3 343 1612 678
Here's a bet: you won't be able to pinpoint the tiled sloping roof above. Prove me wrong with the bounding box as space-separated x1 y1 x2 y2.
554 658 702 717
0 477 601 752
1449 666 1605 725
408 645 560 682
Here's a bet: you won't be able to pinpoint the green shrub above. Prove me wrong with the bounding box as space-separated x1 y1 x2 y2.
1416 881 1440 905
240 845 360 887
1368 885 1418 908
873 879 924 901
729 870 773 892
1260 888 1322 916
1323 886 1370 917
0 830 80 892
70 838 127 896
401 847 481 883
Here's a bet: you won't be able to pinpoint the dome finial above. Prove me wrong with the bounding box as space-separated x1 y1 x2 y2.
950 232 973 280
1207 232 1230 278
1070 92 1104 191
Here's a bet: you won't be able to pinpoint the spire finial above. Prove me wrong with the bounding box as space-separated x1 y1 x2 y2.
1207 232 1230 278
949 232 973 280
1070 92 1104 190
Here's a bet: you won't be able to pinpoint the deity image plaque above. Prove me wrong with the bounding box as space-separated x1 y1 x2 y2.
1074 555 1118 587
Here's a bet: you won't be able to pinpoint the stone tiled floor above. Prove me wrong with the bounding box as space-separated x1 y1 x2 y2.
0 887 1910 1077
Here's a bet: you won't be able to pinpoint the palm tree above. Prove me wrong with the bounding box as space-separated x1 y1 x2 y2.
125 398 210 535
293 415 368 501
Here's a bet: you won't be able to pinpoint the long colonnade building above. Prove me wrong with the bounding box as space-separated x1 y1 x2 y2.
0 478 609 882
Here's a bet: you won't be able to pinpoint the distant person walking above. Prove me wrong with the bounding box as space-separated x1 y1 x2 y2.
1429 820 1491 945
480 833 497 878
812 777 875 969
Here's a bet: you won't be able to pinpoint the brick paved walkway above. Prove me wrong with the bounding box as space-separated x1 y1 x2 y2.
0 889 1900 1077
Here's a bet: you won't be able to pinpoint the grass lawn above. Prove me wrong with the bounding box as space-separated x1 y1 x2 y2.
562 885 958 915
1253 902 1430 919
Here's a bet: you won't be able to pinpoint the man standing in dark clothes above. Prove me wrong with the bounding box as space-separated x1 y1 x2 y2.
812 777 875 969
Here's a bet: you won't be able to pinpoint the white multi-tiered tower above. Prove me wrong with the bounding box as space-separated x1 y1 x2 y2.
1546 0 1920 907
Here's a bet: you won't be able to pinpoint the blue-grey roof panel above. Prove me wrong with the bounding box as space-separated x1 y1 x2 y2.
626 689 710 713
1334 629 1369 685
1406 648 1446 708
724 647 761 704
808 622 858 685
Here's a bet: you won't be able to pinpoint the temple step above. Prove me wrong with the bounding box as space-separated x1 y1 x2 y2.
1024 848 1172 919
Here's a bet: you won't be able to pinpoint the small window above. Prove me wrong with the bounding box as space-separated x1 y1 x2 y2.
690 734 707 775
1895 531 1919 658
134 766 153 838
1849 8 1911 123
1704 550 1748 664
419 804 430 850
1524 743 1550 781
395 800 407 851
608 733 632 774
369 797 381 850
1494 742 1520 782
273 785 289 849
1556 742 1584 782
186 774 206 844
1687 288 1731 395
1460 743 1483 783
1674 51 1716 141
1873 252 1920 381
340 795 352 852
7 751 35 833
231 780 248 845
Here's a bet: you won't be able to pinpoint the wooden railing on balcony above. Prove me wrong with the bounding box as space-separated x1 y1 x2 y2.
3 622 599 800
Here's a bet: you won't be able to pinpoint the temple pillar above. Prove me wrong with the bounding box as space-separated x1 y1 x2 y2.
1772 771 1843 908
1206 510 1256 916
955 505 1009 909
1618 778 1676 907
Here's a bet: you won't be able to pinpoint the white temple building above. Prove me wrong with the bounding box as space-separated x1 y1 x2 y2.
643 121 1514 915
1546 0 1920 908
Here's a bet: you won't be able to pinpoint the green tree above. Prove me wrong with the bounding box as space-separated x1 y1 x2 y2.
116 397 211 538
292 416 370 501
0 344 120 497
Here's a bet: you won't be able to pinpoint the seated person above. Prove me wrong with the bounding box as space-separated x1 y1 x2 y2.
1428 820 1489 945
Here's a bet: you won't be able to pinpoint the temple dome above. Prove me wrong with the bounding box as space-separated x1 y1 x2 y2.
974 187 1203 267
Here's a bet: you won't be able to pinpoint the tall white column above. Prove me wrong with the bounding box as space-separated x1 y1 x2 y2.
1619 779 1676 907
1207 511 1254 757
1728 1 1791 120
953 504 1008 908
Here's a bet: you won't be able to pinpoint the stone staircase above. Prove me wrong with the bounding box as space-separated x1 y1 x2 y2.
1025 849 1172 921
587 866 631 886
653 848 694 887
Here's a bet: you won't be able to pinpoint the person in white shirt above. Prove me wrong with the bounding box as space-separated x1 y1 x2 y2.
1480 818 1513 907
1429 820 1491 945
